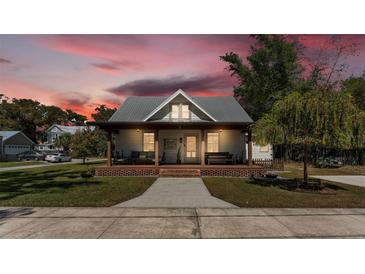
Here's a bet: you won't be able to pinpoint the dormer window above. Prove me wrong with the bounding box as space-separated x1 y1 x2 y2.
181 105 189 119
170 104 190 119
171 105 179 119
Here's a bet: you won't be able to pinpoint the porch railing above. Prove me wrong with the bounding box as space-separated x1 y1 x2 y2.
253 158 284 170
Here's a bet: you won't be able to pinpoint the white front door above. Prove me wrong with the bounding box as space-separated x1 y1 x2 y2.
184 134 199 164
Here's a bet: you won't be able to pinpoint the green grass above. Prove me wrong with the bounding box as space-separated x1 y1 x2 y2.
282 162 365 179
0 163 156 207
0 161 46 168
203 177 365 208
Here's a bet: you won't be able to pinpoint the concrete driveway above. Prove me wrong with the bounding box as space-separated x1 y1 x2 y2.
115 177 237 208
1 207 365 238
312 176 365 188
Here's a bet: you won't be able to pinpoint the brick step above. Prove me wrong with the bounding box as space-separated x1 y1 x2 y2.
159 169 201 177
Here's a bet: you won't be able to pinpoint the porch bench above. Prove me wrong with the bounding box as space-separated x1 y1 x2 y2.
130 151 155 165
205 152 234 165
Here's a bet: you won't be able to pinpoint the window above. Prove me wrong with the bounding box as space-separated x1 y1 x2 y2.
259 145 269 152
143 132 155 152
171 105 179 119
171 104 190 119
186 136 197 158
207 132 219 152
181 105 189 119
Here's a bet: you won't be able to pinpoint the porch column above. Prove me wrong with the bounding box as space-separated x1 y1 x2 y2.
248 127 253 166
201 129 205 166
107 130 112 167
155 129 159 166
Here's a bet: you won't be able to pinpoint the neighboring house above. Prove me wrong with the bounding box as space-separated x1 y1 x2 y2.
36 124 94 151
0 131 34 161
93 89 272 168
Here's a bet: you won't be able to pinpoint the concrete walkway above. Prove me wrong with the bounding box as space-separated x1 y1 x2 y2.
313 175 365 188
1 207 365 238
0 158 106 172
115 177 237 208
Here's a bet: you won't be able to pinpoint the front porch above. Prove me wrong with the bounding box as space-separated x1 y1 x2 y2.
92 121 278 177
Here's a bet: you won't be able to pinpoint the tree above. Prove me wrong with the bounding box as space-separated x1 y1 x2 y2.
0 98 44 141
0 95 90 142
70 128 106 164
305 36 358 91
42 105 68 128
66 109 87 125
220 35 303 120
91 104 117 122
254 90 365 184
341 72 365 111
54 133 72 153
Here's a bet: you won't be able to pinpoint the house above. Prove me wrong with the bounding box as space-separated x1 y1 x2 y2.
92 89 274 177
36 124 94 151
0 131 34 161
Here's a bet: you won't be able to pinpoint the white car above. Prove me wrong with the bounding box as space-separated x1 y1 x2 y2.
45 153 72 163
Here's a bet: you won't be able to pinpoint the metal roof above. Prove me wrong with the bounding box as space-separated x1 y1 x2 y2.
109 92 253 123
0 131 20 141
48 124 95 134
0 131 34 144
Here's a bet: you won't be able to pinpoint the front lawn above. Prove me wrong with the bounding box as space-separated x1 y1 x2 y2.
0 161 46 168
282 162 365 179
203 177 365 207
0 163 156 207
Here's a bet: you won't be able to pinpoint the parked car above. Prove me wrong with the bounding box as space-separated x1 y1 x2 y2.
18 150 45 161
45 153 72 163
315 157 343 168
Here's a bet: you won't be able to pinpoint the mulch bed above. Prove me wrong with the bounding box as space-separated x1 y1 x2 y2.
250 177 337 195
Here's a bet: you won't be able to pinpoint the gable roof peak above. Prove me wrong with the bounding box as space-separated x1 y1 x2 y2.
142 89 217 122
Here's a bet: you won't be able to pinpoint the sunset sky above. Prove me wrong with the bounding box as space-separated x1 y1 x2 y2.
1 34 365 118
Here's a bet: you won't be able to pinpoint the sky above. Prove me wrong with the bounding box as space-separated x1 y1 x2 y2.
1 34 365 118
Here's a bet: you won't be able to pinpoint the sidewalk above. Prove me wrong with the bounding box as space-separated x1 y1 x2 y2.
115 177 237 208
1 207 365 238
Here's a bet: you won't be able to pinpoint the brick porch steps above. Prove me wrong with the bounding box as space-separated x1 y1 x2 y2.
159 169 201 177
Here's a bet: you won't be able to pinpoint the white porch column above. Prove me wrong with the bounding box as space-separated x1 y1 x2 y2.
248 127 253 166
201 129 205 166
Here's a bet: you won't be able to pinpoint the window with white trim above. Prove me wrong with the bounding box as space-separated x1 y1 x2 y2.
186 136 197 158
143 132 155 152
170 104 190 119
207 132 219 152
181 105 189 119
171 105 179 119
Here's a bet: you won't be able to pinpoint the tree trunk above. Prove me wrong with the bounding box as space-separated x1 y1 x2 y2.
303 140 308 185
83 157 86 165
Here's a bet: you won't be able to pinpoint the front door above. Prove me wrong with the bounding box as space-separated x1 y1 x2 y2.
184 134 199 164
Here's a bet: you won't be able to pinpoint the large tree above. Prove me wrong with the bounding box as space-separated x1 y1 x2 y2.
65 109 87 125
220 35 303 120
91 104 117 122
254 90 365 184
0 98 44 141
0 95 89 141
341 72 365 111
